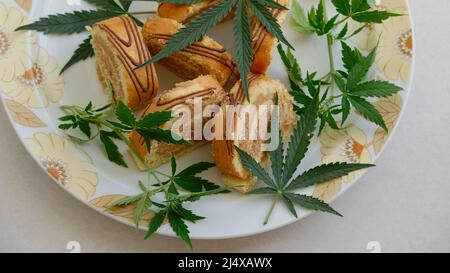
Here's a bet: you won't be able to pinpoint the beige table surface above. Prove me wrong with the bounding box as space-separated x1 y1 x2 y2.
1 0 449 253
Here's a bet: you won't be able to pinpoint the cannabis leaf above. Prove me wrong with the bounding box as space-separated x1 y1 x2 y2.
333 43 403 131
145 209 167 239
118 0 133 10
167 157 226 193
307 0 339 36
346 43 376 89
59 101 187 167
291 0 314 33
60 36 94 74
350 80 403 98
233 0 253 100
235 92 374 224
246 0 292 48
277 48 338 133
16 10 122 34
341 41 363 70
331 0 401 23
100 130 128 167
168 210 192 248
277 44 303 83
292 0 401 39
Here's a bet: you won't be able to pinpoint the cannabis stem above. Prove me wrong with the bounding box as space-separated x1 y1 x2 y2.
326 35 336 74
335 16 350 26
321 0 335 73
264 197 278 225
60 104 159 179
129 11 156 15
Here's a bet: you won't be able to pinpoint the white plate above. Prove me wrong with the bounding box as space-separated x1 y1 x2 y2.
0 0 414 239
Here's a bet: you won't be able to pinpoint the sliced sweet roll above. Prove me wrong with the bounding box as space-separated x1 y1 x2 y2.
250 0 290 74
130 75 227 170
142 17 238 87
211 75 297 193
91 16 159 111
157 1 235 24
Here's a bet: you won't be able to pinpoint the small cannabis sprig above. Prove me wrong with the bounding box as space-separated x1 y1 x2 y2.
292 0 401 37
235 87 374 224
59 101 229 248
110 157 229 248
59 101 188 167
282 0 404 133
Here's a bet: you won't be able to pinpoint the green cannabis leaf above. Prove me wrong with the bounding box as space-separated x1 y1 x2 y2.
291 0 314 33
233 0 253 100
235 92 374 224
292 0 401 39
15 10 119 34
333 43 403 130
60 36 94 74
331 0 401 23
59 100 187 167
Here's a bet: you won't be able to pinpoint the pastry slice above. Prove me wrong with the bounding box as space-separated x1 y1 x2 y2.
130 75 227 170
157 1 235 24
92 16 159 111
250 0 290 74
142 17 238 87
211 75 297 193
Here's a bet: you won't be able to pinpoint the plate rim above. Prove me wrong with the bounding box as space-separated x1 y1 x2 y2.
0 0 415 240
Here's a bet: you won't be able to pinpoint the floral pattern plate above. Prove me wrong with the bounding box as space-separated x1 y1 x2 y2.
0 0 414 239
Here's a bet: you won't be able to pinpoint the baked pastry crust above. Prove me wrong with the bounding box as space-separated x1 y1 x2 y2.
130 75 227 170
142 17 238 87
156 0 290 75
211 74 297 193
92 16 159 111
250 0 290 74
157 1 235 24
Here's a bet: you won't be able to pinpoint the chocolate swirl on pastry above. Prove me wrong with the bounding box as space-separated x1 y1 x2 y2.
142 17 238 87
92 16 159 111
130 75 227 170
249 0 290 75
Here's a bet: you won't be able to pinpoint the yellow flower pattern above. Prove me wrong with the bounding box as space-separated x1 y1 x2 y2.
373 93 403 155
1 47 64 108
352 0 413 82
14 0 32 12
89 195 164 228
0 2 37 81
314 125 372 201
26 133 98 200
